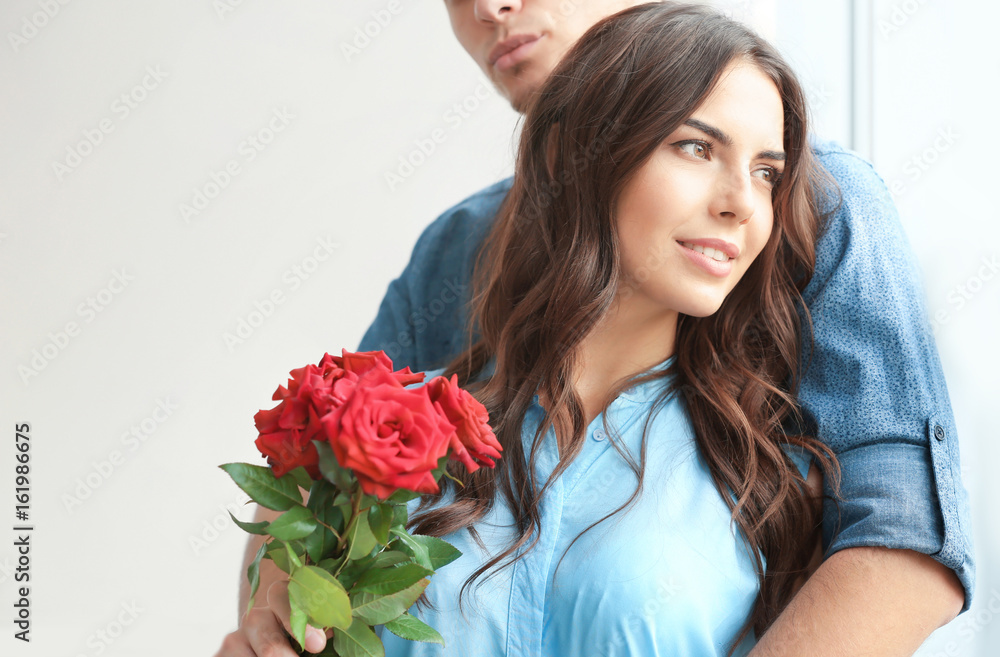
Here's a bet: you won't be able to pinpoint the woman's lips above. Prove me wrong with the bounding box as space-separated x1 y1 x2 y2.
489 35 542 72
677 241 734 278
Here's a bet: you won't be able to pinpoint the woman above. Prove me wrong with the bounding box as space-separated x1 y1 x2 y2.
385 3 842 656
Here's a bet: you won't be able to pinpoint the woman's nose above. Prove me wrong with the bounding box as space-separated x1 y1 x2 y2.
473 0 521 23
710 170 756 225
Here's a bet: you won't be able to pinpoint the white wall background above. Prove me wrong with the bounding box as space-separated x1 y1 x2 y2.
0 1 995 655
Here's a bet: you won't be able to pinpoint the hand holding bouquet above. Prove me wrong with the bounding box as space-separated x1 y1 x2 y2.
220 350 502 655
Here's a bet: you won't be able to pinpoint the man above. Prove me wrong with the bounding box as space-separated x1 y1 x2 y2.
216 2 973 655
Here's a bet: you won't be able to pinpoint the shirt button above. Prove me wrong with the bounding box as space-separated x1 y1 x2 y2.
593 429 607 442
934 425 946 441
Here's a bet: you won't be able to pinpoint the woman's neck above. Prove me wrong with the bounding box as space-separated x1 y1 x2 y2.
541 294 678 428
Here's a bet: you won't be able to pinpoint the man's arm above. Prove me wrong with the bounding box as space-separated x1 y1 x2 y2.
749 547 964 657
751 140 976 655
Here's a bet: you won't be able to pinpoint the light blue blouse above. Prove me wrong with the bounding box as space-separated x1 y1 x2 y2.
382 359 812 656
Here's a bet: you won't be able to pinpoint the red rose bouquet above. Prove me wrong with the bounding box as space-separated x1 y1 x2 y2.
220 350 502 656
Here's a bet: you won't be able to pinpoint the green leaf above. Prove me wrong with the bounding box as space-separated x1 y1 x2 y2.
372 550 410 568
368 503 393 546
288 565 353 630
391 503 409 531
337 554 376 591
384 613 445 645
332 617 385 657
350 578 428 625
352 563 433 595
229 511 270 535
318 556 345 572
304 503 343 564
387 488 421 504
306 479 338 513
244 541 268 618
359 493 380 511
268 540 306 573
289 593 309 651
415 534 463 570
392 531 462 570
314 441 355 491
288 465 315 492
389 528 430 570
266 505 318 541
219 463 303 511
283 540 304 571
348 511 378 561
267 544 291 573
428 453 450 483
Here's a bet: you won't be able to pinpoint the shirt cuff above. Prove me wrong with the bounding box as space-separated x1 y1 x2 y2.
821 425 975 613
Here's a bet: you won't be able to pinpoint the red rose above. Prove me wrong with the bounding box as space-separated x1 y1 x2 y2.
425 374 502 472
336 350 424 387
253 362 333 478
323 365 454 500
318 350 425 391
254 405 325 479
253 350 424 480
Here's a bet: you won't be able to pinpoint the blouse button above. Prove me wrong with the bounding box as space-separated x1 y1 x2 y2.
593 429 607 442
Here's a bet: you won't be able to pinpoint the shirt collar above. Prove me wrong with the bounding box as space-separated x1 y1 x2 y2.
616 356 676 405
476 355 675 408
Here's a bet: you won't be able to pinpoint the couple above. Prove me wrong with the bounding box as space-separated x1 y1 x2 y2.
218 2 973 656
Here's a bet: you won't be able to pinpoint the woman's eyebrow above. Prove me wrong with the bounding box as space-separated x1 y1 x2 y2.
683 118 786 161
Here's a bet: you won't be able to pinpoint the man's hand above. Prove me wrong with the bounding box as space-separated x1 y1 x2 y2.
216 500 332 656
749 546 965 657
214 579 331 656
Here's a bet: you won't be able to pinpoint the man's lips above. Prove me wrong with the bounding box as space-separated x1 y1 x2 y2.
487 34 542 67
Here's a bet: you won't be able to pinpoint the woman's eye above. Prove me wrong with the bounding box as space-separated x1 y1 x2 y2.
753 166 783 185
678 140 709 159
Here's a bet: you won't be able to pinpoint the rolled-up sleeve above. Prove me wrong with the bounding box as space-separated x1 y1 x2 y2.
802 141 975 611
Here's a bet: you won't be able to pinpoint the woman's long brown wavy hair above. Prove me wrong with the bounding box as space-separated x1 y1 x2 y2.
410 2 841 651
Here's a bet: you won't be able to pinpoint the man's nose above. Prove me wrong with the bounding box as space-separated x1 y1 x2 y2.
473 0 521 23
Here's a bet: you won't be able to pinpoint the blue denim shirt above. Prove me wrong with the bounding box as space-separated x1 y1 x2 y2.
358 137 975 611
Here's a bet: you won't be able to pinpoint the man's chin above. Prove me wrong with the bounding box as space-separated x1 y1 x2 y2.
498 78 542 115
481 64 546 115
